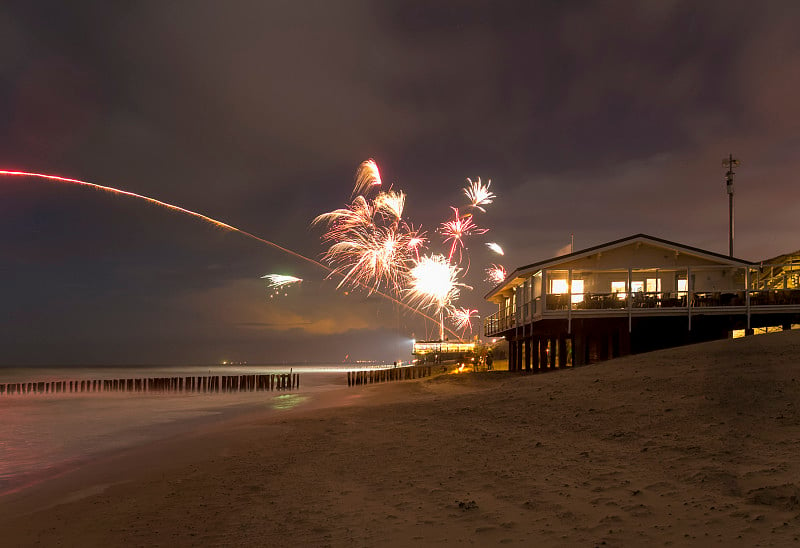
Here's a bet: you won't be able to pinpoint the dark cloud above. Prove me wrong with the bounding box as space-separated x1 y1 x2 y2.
2 1 799 364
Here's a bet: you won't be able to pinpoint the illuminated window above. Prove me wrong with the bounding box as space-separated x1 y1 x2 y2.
646 278 658 293
678 279 688 293
611 281 626 299
572 280 584 303
631 281 644 293
550 279 568 294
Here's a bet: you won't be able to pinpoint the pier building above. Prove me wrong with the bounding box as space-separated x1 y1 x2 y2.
484 234 800 371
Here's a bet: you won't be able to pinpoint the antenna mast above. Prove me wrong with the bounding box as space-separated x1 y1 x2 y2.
722 154 740 257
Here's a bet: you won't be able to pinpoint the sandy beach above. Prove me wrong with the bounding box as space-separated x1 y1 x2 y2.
2 331 800 546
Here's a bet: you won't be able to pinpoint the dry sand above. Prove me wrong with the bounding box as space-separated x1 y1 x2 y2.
3 331 800 546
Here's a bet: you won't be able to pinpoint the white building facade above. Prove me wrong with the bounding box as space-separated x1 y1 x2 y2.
485 234 800 371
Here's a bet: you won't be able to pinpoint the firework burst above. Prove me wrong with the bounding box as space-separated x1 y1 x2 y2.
374 190 406 221
313 191 422 294
314 159 504 341
486 242 504 255
1 168 460 337
464 177 495 212
313 196 375 244
405 254 468 313
449 307 479 334
261 274 303 298
352 158 382 198
485 264 507 284
440 207 488 262
324 226 419 293
407 234 427 260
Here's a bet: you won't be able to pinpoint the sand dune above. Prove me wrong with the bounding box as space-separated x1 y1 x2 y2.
3 331 800 546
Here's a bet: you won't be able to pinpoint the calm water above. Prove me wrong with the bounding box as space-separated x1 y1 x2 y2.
0 364 381 495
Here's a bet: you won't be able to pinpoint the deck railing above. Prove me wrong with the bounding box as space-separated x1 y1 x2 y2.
484 287 800 337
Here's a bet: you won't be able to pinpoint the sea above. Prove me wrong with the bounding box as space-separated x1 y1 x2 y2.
0 363 385 496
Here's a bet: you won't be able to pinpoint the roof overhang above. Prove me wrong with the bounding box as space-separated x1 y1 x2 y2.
485 233 755 302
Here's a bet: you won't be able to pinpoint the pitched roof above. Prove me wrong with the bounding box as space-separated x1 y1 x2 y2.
484 233 754 300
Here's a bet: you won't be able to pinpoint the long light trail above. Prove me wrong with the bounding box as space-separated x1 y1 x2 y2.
0 169 460 338
0 170 316 266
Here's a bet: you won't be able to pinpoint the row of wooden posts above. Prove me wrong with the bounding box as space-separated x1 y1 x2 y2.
0 373 300 396
347 365 432 386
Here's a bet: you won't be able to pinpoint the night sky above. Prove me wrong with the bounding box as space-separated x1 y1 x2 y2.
2 1 799 365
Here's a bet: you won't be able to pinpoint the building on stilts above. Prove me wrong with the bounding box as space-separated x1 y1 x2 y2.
484 234 800 372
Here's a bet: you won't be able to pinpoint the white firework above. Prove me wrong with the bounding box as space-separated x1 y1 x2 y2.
464 177 495 212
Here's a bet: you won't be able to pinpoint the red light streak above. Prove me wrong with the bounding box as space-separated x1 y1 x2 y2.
0 169 459 337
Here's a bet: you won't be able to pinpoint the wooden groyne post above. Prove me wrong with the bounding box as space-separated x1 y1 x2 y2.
0 373 301 397
347 365 432 386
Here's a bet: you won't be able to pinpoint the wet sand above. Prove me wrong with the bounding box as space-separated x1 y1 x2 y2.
2 331 800 546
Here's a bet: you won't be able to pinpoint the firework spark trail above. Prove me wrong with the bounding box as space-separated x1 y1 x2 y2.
316 160 503 342
449 307 479 334
261 274 303 288
439 207 488 262
485 264 507 284
323 225 417 294
405 254 469 314
314 196 375 241
486 242 504 255
351 159 382 198
1 170 458 335
262 273 303 298
0 170 322 269
408 234 426 261
374 190 405 221
464 177 495 212
313 188 423 295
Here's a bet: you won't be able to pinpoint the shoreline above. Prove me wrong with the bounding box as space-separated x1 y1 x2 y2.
0 369 355 496
0 378 436 515
2 332 800 545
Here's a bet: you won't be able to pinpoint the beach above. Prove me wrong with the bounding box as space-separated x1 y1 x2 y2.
2 332 800 546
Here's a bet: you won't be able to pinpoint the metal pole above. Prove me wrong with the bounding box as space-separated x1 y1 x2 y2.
723 154 739 257
729 189 734 257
